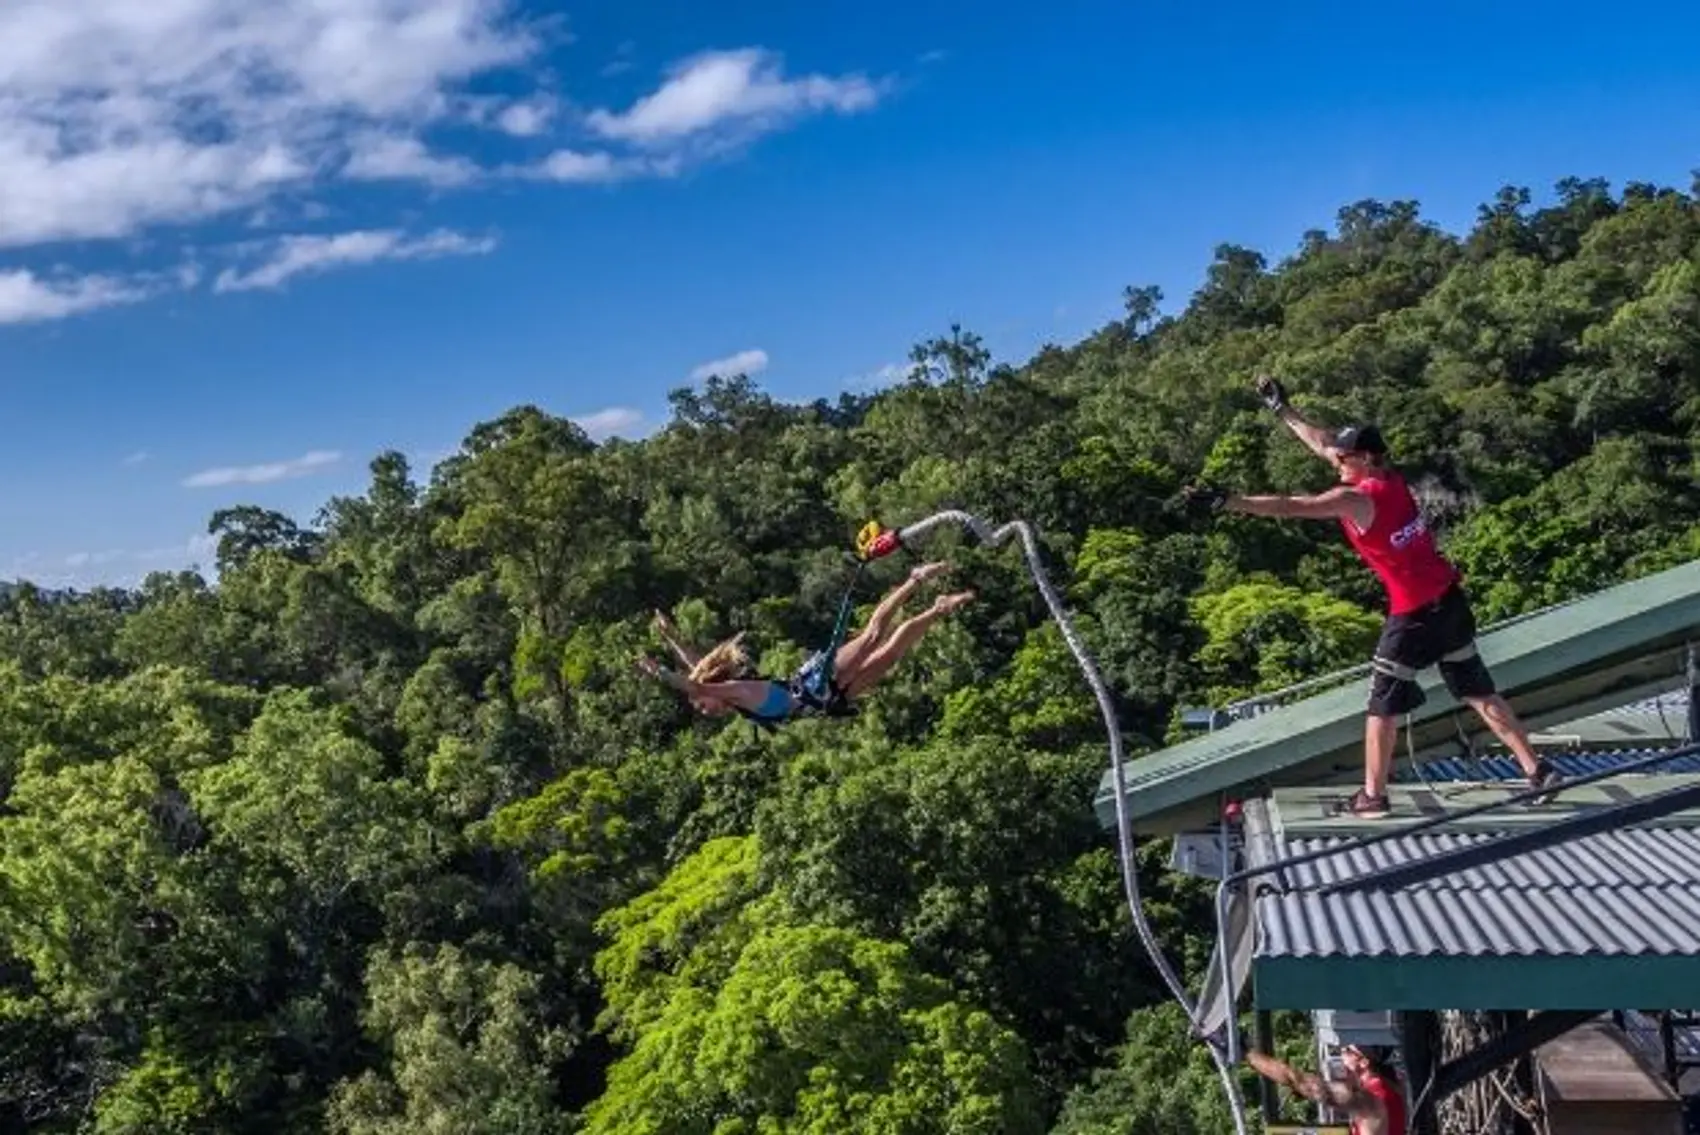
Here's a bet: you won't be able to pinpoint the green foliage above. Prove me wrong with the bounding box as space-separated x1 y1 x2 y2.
5 172 1700 1132
755 736 1161 1108
583 923 1045 1135
592 835 766 1045
1051 1004 1315 1134
939 620 1100 749
1191 581 1383 700
92 1031 247 1135
0 753 206 1022
186 689 442 917
324 943 574 1135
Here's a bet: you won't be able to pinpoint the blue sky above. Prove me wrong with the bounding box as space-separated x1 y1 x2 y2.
2 0 1699 589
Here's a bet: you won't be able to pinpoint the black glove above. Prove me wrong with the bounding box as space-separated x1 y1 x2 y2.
1179 483 1229 516
1254 375 1287 412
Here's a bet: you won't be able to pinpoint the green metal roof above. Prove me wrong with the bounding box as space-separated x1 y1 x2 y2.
1268 775 1700 838
1253 954 1700 1012
1527 707 1688 749
1093 557 1700 836
1240 777 1700 1011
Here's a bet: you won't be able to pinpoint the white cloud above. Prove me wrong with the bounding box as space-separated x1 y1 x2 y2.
123 450 150 465
0 5 888 256
214 228 496 292
63 538 208 570
601 41 637 77
496 97 558 137
0 0 542 250
182 449 341 488
0 5 895 325
528 149 638 184
690 348 769 381
573 406 648 441
586 48 883 148
0 268 150 324
5 534 217 591
342 134 481 187
844 361 922 392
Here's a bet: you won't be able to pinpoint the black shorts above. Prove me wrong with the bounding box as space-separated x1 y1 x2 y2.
1367 584 1497 716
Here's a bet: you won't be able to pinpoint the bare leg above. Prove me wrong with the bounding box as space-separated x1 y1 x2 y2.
832 562 950 676
1364 713 1399 797
1463 694 1543 777
840 590 975 697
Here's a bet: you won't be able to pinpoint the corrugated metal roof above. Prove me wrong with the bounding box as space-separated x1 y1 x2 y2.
1279 829 1700 890
1255 827 1700 959
1398 747 1700 784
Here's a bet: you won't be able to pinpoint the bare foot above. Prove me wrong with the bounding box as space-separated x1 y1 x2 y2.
931 590 976 615
909 561 951 584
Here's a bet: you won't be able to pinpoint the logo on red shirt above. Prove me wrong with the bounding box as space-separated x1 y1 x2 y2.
1339 471 1458 615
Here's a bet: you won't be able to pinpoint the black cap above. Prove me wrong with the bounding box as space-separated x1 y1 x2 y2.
1333 424 1387 456
1346 1045 1399 1077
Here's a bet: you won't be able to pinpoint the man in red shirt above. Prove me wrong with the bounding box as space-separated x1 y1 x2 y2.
1189 375 1559 819
1246 1043 1409 1135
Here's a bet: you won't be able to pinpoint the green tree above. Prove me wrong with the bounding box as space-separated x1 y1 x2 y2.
584 923 1044 1135
324 944 574 1135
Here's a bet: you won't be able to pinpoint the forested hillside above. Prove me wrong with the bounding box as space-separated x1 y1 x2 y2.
5 174 1700 1134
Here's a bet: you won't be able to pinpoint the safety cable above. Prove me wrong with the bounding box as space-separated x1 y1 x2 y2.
1401 712 1480 804
810 557 871 694
869 509 1252 1135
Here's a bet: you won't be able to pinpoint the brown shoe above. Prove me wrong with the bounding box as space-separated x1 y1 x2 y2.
1336 789 1391 820
1526 759 1562 802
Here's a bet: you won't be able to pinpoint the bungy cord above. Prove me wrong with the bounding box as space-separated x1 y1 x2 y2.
889 509 1250 1135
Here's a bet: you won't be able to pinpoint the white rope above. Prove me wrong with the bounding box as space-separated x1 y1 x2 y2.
892 509 1251 1135
1436 1011 1548 1135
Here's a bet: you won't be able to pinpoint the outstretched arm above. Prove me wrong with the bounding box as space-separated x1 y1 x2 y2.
1245 1050 1363 1113
1224 484 1374 528
637 655 697 694
635 657 780 716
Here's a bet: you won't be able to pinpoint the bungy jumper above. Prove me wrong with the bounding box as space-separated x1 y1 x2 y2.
854 510 1253 1135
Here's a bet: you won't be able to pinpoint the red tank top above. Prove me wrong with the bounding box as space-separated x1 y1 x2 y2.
1353 1073 1408 1135
1338 470 1458 615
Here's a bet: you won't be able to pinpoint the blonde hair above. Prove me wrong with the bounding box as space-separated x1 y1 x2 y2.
688 632 751 684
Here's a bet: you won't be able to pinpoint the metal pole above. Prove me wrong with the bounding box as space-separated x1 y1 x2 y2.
1254 1010 1278 1123
1400 1010 1440 1135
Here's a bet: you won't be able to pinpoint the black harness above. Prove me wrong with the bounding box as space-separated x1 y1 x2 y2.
734 653 859 735
729 521 909 737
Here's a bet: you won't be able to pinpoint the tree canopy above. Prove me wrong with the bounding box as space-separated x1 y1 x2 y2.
6 174 1700 1132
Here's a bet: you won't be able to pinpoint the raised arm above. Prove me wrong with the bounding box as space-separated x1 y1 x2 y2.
651 610 702 668
1256 375 1343 471
1245 1050 1364 1114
